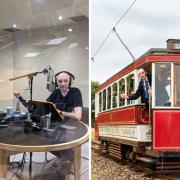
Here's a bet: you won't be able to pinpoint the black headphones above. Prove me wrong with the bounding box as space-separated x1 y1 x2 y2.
55 71 75 87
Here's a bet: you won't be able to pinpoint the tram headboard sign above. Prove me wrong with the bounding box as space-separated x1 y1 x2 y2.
167 39 180 53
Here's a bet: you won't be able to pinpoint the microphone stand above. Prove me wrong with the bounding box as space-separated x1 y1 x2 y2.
9 71 42 177
29 74 33 103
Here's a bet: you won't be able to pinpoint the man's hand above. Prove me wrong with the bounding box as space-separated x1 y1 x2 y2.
120 93 129 99
57 109 63 115
54 104 64 119
55 105 82 121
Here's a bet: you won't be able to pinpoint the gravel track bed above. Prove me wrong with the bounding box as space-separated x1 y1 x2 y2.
92 149 158 180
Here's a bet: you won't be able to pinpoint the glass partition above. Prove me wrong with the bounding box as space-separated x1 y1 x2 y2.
0 1 89 111
155 63 171 106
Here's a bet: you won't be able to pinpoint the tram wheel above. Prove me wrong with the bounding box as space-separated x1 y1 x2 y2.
126 151 131 162
130 152 137 163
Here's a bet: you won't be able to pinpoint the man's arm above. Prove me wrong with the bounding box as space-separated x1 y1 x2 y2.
57 106 82 121
120 82 142 100
128 86 142 100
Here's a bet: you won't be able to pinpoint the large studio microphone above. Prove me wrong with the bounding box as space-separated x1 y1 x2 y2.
43 65 56 92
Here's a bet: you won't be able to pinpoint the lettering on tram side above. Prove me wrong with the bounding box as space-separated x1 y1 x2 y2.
144 126 151 140
99 125 152 142
118 127 137 138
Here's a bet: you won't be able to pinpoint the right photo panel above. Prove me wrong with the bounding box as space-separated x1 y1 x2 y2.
91 0 180 179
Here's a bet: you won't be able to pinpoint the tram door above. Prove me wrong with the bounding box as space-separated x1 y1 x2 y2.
152 63 180 151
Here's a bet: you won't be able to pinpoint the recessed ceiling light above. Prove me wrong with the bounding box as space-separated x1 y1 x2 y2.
24 53 39 58
85 47 89 50
68 28 72 32
58 16 63 20
13 24 17 28
46 37 67 45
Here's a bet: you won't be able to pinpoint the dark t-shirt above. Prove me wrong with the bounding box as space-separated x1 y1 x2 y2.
47 87 83 112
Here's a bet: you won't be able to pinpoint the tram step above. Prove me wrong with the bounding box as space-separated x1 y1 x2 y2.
157 161 180 165
157 165 180 169
156 169 180 173
137 156 157 164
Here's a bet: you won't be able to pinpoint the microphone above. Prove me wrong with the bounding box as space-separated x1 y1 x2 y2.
45 66 56 92
42 65 51 75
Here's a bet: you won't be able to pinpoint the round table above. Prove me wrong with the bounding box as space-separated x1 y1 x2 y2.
0 117 89 180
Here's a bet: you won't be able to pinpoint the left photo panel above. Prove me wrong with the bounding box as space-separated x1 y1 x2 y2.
0 0 89 180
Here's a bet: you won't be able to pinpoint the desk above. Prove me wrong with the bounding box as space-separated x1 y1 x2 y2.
0 118 89 180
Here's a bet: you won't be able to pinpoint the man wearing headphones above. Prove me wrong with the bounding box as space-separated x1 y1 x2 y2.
47 71 83 121
47 71 83 166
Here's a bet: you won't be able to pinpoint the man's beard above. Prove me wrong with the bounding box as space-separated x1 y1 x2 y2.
60 87 69 95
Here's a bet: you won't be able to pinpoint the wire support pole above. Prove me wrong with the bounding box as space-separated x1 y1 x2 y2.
113 27 135 61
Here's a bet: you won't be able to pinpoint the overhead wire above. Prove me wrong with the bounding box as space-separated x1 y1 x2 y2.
92 0 137 61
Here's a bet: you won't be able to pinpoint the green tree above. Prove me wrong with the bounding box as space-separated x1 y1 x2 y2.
91 81 100 127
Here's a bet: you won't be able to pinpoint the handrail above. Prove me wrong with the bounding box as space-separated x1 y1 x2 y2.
149 96 152 125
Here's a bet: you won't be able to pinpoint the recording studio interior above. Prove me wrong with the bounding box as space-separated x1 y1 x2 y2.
0 0 89 179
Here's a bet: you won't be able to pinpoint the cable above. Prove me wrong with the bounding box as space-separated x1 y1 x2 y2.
92 0 137 61
92 30 113 62
114 0 137 28
8 153 30 180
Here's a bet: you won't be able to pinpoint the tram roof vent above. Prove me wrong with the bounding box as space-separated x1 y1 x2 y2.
167 39 180 54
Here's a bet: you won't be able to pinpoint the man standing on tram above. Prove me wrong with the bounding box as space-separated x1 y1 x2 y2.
120 68 152 108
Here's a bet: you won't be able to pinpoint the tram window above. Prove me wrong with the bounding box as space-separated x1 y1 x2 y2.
174 64 180 106
155 63 171 106
119 79 125 106
112 83 117 108
107 86 111 109
127 74 135 105
102 89 106 111
99 92 102 112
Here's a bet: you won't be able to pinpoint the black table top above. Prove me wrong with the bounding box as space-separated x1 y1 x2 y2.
0 117 88 151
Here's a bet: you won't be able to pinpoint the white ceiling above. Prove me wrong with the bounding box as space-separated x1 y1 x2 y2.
0 0 88 31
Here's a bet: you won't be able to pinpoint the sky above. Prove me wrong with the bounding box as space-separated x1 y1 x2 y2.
91 0 180 83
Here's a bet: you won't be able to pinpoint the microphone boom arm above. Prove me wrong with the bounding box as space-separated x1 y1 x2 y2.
9 72 42 81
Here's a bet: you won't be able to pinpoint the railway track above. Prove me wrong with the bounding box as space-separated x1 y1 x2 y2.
91 140 180 180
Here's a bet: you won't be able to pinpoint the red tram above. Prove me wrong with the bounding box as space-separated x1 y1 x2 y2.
94 39 180 171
